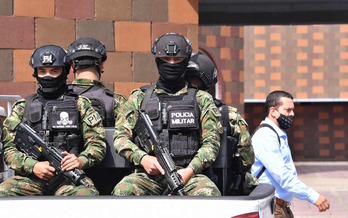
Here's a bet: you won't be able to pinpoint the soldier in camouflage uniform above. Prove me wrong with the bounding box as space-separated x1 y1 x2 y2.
0 45 106 196
66 37 127 127
112 33 222 196
65 37 128 194
185 53 257 195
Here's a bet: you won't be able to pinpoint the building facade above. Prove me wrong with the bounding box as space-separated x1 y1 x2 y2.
1 0 347 161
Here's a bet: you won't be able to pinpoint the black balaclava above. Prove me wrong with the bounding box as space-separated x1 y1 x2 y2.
277 113 293 130
156 58 187 93
36 71 68 99
37 73 68 99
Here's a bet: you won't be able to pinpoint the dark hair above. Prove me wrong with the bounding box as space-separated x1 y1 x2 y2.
265 90 293 116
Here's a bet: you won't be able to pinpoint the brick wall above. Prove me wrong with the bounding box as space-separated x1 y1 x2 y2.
244 25 348 100
245 102 348 161
0 0 199 109
242 24 348 160
198 26 245 113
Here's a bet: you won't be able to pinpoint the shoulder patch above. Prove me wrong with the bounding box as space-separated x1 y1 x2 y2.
84 111 102 126
212 106 221 117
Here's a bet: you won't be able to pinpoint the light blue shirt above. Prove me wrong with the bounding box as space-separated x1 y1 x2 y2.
251 117 319 204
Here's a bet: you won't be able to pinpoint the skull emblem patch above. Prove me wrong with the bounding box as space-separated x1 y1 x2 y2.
57 111 73 126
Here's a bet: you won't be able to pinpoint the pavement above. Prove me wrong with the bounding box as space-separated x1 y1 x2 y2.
290 161 348 218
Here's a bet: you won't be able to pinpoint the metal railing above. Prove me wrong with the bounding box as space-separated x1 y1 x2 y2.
0 95 22 116
0 95 22 181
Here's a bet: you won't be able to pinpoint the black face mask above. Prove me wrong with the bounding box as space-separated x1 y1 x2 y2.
277 113 293 130
37 76 63 88
36 73 67 99
156 58 187 93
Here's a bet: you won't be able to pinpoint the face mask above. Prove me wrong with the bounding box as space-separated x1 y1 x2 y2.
276 113 293 130
37 76 63 88
36 73 67 97
157 58 187 83
156 58 187 93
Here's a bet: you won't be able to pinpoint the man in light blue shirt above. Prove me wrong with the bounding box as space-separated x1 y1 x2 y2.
251 90 330 218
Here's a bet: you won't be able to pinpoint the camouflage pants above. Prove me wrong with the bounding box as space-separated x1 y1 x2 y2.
0 175 98 197
112 169 221 196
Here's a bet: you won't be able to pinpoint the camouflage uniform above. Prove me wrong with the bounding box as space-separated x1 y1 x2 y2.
0 96 106 196
112 85 222 196
227 106 258 193
71 78 127 120
227 106 254 171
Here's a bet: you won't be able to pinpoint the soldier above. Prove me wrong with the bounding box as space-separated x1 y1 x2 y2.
112 33 222 196
0 45 106 196
65 37 128 194
66 37 127 127
185 53 256 195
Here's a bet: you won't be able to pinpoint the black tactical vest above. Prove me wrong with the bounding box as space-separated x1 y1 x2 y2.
140 86 201 167
70 84 115 127
23 94 82 156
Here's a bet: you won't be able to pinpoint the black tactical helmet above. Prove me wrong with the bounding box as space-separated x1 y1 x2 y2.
29 45 69 75
152 33 192 59
185 53 218 89
66 37 107 63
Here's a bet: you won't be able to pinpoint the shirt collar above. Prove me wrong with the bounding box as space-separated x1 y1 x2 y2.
263 117 287 137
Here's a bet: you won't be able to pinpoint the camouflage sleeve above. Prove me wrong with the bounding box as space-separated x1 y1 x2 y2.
114 92 128 121
113 89 147 166
77 96 106 169
2 99 38 175
188 90 222 174
228 106 255 172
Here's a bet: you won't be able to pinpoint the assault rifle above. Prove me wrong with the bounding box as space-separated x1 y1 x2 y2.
14 123 89 188
134 111 185 196
229 151 245 195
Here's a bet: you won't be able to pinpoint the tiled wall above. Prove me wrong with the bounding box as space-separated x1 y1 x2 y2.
245 102 348 161
198 26 245 113
0 0 199 106
243 24 348 160
244 25 348 100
